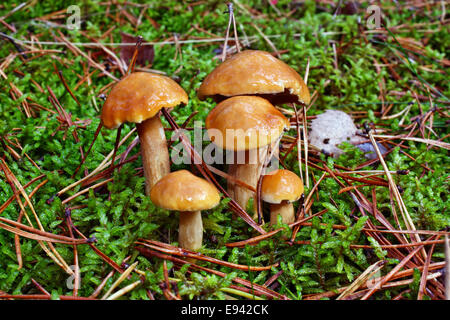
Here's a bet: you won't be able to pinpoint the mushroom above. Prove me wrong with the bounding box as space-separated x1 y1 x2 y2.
150 170 220 251
261 169 304 225
198 50 310 106
205 96 289 215
101 72 188 194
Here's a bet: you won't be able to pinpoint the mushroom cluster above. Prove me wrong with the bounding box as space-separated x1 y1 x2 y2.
100 49 310 252
200 50 310 220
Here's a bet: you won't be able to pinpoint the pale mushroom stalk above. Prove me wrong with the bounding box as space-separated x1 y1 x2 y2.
136 116 170 194
261 169 304 226
269 201 295 225
229 145 268 214
205 96 288 221
178 211 203 251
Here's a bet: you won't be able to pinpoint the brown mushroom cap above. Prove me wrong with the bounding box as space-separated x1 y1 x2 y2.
101 72 188 129
261 169 304 204
205 96 289 151
150 170 220 212
198 50 310 105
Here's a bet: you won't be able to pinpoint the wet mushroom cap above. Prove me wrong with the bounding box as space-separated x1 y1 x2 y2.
261 169 304 204
101 72 188 129
205 96 289 151
150 170 221 212
198 50 310 105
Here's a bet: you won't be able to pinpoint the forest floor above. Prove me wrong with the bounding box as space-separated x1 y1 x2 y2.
0 0 448 300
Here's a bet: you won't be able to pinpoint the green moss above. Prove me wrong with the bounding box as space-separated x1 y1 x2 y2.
0 0 448 300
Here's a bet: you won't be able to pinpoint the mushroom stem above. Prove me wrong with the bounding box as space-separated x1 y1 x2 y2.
229 145 268 214
136 116 170 195
178 211 203 251
270 200 295 225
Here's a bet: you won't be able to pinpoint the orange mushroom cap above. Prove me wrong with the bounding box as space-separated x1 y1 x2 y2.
198 50 310 105
261 169 304 204
101 72 188 129
150 170 221 212
205 96 289 151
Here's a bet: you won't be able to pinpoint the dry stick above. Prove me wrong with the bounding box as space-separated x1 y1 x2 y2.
71 122 102 178
336 260 387 300
68 219 124 274
31 279 51 297
0 160 74 274
14 178 48 269
162 260 172 300
161 108 266 234
348 272 442 300
109 124 123 172
417 238 437 300
0 294 95 300
56 31 119 81
361 244 424 300
55 68 81 107
372 134 450 150
0 217 91 245
302 105 309 189
8 31 348 48
226 209 327 248
136 240 277 272
289 172 326 244
47 86 85 161
61 178 113 205
89 270 115 299
136 247 286 300
0 174 46 214
80 154 138 188
446 235 450 300
366 126 426 260
303 262 446 300
57 128 136 197
101 261 138 300
106 280 141 300
292 104 303 183
255 136 282 224
128 35 143 74
294 239 444 249
250 22 279 58
353 190 416 266
65 212 79 296
230 3 241 53
221 3 235 62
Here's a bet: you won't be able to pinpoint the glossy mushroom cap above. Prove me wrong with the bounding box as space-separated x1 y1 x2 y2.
261 169 304 204
150 170 221 212
198 50 310 105
101 72 188 129
205 96 289 151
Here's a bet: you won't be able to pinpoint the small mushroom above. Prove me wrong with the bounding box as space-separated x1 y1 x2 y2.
150 170 220 251
198 50 310 106
261 169 304 225
205 96 289 215
101 72 188 194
